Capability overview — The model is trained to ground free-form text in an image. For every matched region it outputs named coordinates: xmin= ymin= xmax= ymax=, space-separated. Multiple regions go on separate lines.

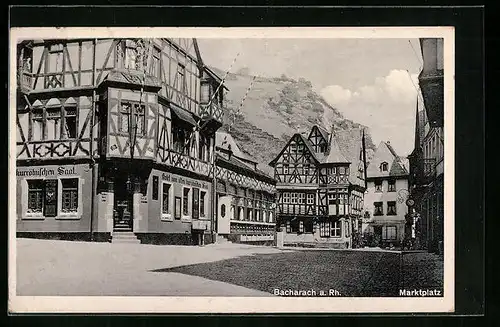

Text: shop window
xmin=382 ymin=226 xmax=397 ymax=240
xmin=200 ymin=191 xmax=206 ymax=217
xmin=162 ymin=183 xmax=171 ymax=214
xmin=331 ymin=221 xmax=341 ymax=237
xmin=387 ymin=201 xmax=397 ymax=215
xmin=319 ymin=221 xmax=330 ymax=237
xmin=388 ymin=179 xmax=396 ymax=192
xmin=299 ymin=220 xmax=304 ymax=233
xmin=307 ymin=193 xmax=315 ymax=205
xmin=374 ymin=202 xmax=383 ymax=216
xmin=345 ymin=221 xmax=350 ymax=238
xmin=61 ymin=178 xmax=78 ymax=213
xmin=27 ymin=180 xmax=44 ymax=213
xmin=290 ymin=219 xmax=300 ymax=233
xmin=375 ymin=180 xmax=383 ymax=192
xmin=304 ymin=220 xmax=314 ymax=233
xmin=182 ymin=188 xmax=190 ymax=216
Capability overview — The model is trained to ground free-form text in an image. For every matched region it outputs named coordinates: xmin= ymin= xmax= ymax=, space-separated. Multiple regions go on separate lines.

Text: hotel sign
xmin=16 ymin=166 xmax=80 ymax=177
xmin=161 ymin=172 xmax=209 ymax=190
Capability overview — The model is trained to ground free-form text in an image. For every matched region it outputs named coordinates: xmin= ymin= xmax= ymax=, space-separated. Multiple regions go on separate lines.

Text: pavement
xmin=15 ymin=238 xmax=443 ymax=297
xmin=15 ymin=238 xmax=290 ymax=296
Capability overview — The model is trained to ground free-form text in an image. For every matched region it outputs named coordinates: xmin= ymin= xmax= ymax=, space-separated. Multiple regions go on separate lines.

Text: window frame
xmin=374 ymin=201 xmax=384 ymax=216
xmin=331 ymin=220 xmax=341 ymax=238
xmin=382 ymin=226 xmax=397 ymax=240
xmin=182 ymin=186 xmax=191 ymax=220
xmin=306 ymin=193 xmax=315 ymax=205
xmin=60 ymin=178 xmax=79 ymax=214
xmin=388 ymin=179 xmax=396 ymax=192
xmin=387 ymin=201 xmax=397 ymax=216
xmin=161 ymin=182 xmax=173 ymax=221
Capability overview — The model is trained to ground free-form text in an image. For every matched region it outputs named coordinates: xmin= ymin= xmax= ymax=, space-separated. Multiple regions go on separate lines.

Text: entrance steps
xmin=113 ymin=222 xmax=132 ymax=232
xmin=111 ymin=231 xmax=141 ymax=244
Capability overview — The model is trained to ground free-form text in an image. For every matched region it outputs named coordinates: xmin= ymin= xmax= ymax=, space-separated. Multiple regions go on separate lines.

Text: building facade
xmin=214 ymin=131 xmax=277 ymax=244
xmin=408 ymin=38 xmax=444 ymax=253
xmin=16 ymin=38 xmax=226 ymax=245
xmin=269 ymin=125 xmax=367 ymax=249
xmin=363 ymin=141 xmax=409 ymax=246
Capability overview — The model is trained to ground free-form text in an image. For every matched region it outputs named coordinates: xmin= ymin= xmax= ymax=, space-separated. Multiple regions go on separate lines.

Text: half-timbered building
xmin=214 ymin=131 xmax=276 ymax=244
xmin=16 ymin=38 xmax=226 ymax=245
xmin=269 ymin=125 xmax=368 ymax=248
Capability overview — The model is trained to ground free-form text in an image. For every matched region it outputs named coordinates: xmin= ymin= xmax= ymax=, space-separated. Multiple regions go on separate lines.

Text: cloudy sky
xmin=197 ymin=38 xmax=423 ymax=156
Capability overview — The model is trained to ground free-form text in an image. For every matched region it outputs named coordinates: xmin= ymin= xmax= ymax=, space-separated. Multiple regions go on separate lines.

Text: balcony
xmin=18 ymin=71 xmax=33 ymax=93
xmin=200 ymin=101 xmax=224 ymax=122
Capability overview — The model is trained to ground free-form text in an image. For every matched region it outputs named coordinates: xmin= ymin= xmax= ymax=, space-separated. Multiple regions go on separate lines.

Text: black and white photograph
xmin=9 ymin=27 xmax=454 ymax=313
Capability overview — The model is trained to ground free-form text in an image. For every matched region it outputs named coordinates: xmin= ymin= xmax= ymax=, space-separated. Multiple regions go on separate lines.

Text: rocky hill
xmin=211 ymin=67 xmax=376 ymax=175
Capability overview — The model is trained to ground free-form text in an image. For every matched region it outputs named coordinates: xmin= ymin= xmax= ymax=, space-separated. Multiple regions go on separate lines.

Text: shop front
xmin=16 ymin=162 xmax=94 ymax=238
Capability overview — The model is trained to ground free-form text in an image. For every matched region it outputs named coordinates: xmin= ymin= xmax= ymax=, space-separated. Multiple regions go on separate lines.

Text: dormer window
xmin=380 ymin=162 xmax=389 ymax=172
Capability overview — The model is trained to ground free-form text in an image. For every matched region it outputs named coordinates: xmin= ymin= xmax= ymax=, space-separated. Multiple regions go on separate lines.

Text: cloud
xmin=320 ymin=85 xmax=352 ymax=107
xmin=320 ymin=69 xmax=420 ymax=156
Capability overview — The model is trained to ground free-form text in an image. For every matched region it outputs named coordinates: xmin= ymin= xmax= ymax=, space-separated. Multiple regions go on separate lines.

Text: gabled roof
xmin=308 ymin=125 xmax=329 ymax=144
xmin=216 ymin=131 xmax=252 ymax=161
xmin=323 ymin=133 xmax=350 ymax=164
xmin=366 ymin=141 xmax=409 ymax=178
xmin=330 ymin=128 xmax=366 ymax=185
xmin=269 ymin=133 xmax=319 ymax=167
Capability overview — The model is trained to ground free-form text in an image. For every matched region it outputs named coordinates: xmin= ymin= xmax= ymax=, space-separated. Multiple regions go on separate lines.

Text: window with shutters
xmin=61 ymin=178 xmax=78 ymax=213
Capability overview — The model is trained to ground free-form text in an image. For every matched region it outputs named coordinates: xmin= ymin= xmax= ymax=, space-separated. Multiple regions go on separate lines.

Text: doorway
xmin=113 ymin=176 xmax=133 ymax=232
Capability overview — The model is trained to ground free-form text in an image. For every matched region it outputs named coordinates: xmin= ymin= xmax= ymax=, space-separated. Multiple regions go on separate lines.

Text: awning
xmin=170 ymin=105 xmax=198 ymax=127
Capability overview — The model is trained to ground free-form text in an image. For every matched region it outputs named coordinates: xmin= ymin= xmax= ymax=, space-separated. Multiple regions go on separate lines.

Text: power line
xmin=408 ymin=39 xmax=423 ymax=69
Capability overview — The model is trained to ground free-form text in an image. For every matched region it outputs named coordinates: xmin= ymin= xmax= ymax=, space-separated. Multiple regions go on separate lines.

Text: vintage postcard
xmin=9 ymin=27 xmax=454 ymax=313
